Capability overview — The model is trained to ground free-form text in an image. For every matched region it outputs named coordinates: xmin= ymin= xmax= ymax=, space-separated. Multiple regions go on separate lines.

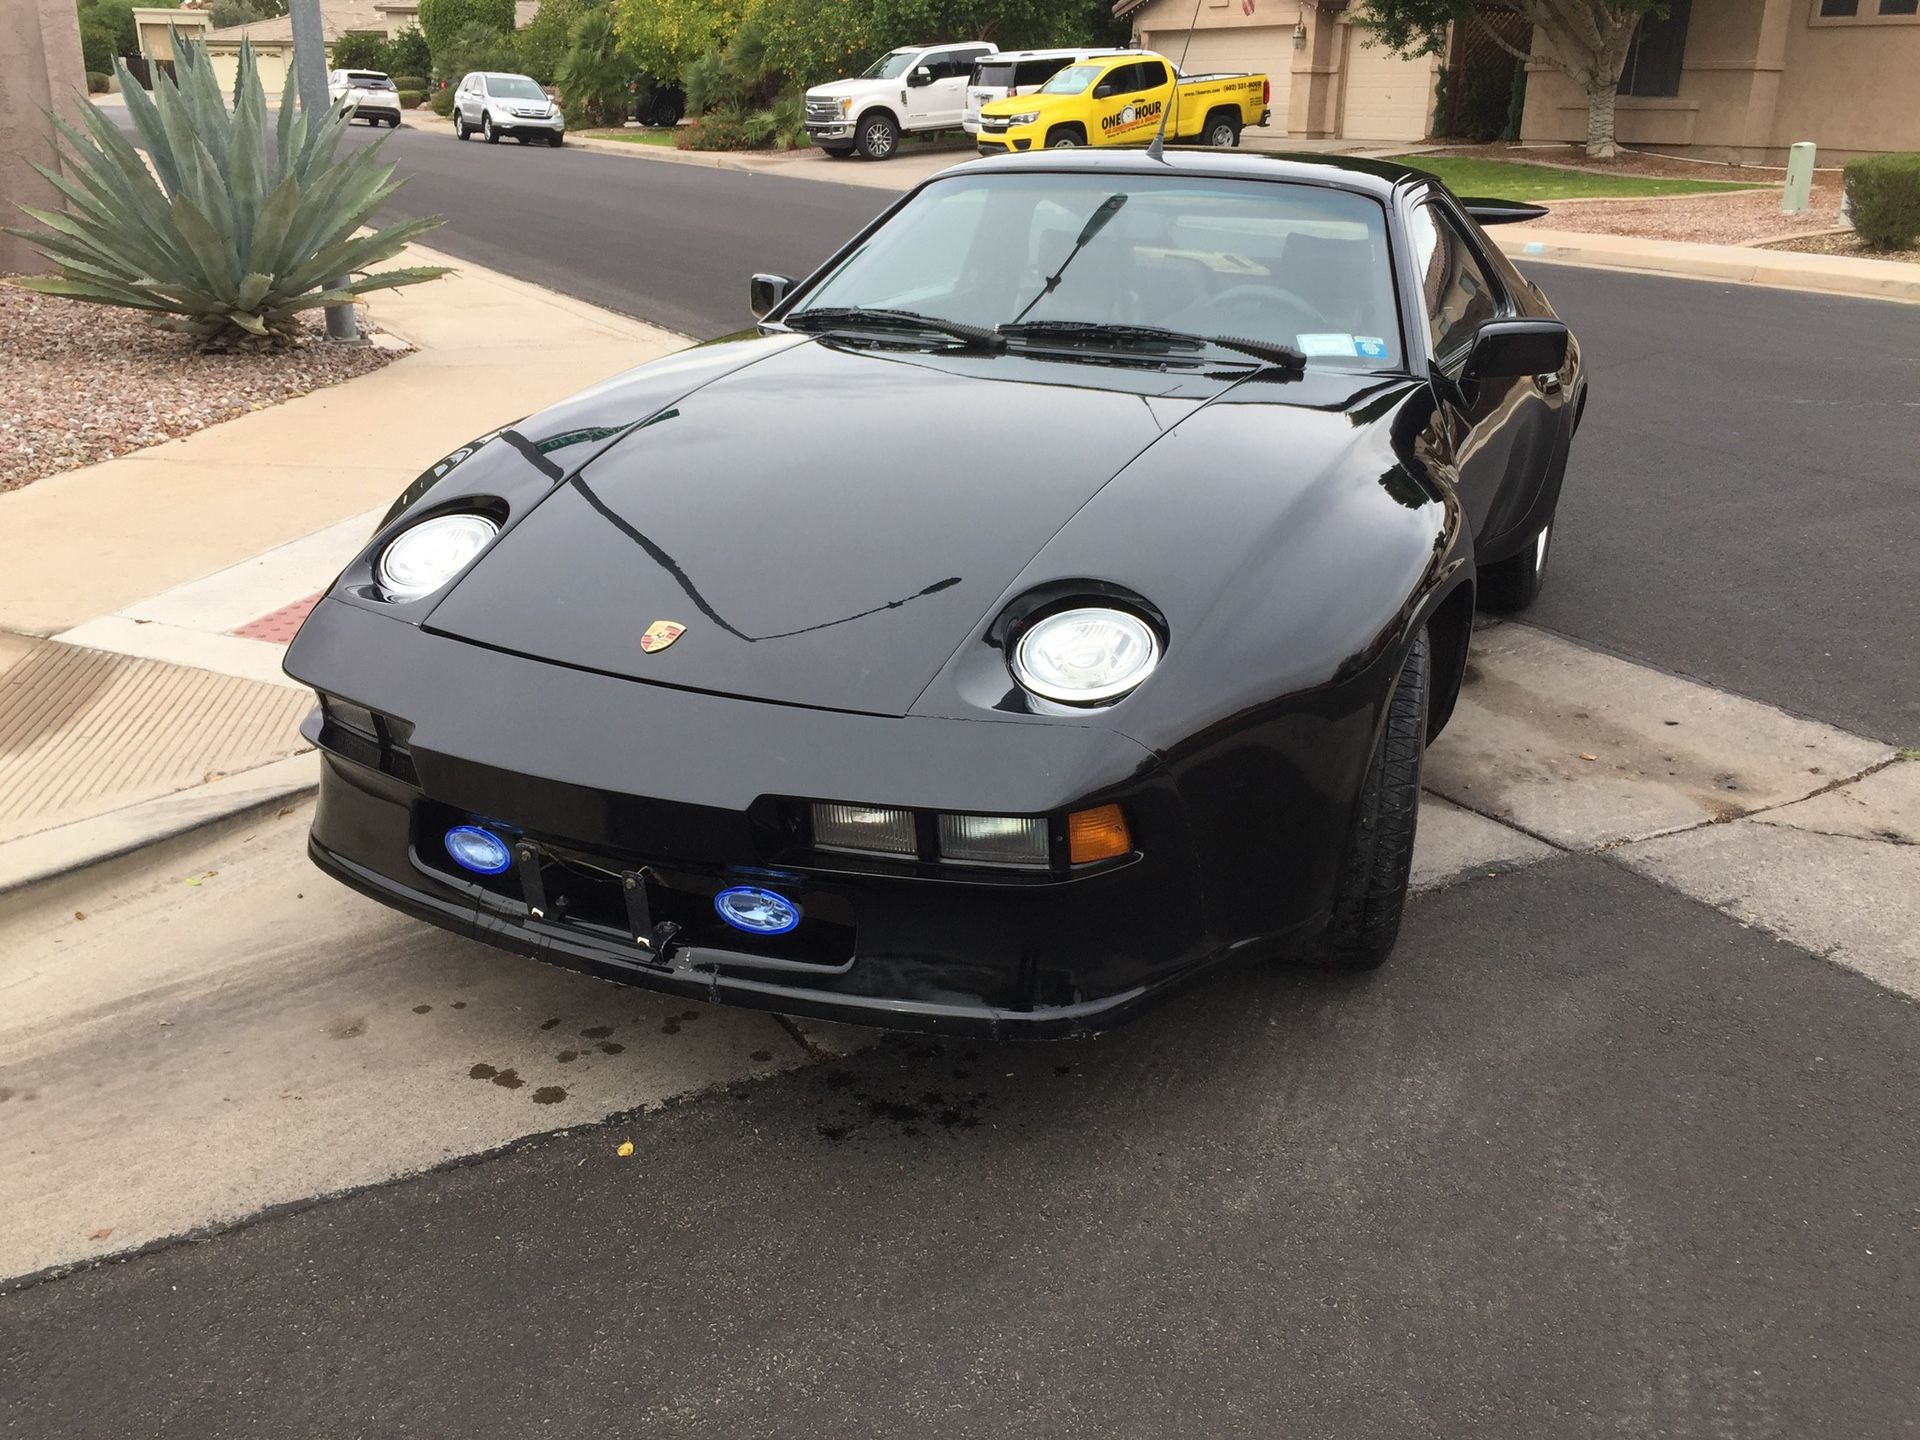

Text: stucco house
xmin=1116 ymin=0 xmax=1445 ymax=144
xmin=1520 ymin=0 xmax=1920 ymax=163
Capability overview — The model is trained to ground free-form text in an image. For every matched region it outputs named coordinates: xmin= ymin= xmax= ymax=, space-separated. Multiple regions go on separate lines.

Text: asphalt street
xmin=107 ymin=114 xmax=1920 ymax=738
xmin=5 ymin=857 xmax=1916 ymax=1436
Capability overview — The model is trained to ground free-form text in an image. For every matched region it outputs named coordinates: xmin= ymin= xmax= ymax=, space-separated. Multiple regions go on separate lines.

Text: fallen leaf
xmin=1579 ymin=753 xmax=1597 ymax=762
xmin=74 ymin=910 xmax=86 ymax=921
xmin=89 ymin=1227 xmax=113 ymax=1241
xmin=616 ymin=1141 xmax=635 ymax=1158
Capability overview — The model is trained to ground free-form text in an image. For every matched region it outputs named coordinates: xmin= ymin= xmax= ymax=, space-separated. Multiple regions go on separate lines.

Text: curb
xmin=1496 ymin=228 xmax=1920 ymax=305
xmin=0 ymin=752 xmax=319 ymax=907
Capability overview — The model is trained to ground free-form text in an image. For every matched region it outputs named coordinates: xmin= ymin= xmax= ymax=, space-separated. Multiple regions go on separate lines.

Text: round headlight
xmin=376 ymin=513 xmax=498 ymax=601
xmin=1012 ymin=606 xmax=1160 ymax=705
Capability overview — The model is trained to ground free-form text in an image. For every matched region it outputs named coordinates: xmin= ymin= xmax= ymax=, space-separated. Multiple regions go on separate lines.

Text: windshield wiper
xmin=784 ymin=306 xmax=1004 ymax=352
xmin=996 ymin=321 xmax=1306 ymax=371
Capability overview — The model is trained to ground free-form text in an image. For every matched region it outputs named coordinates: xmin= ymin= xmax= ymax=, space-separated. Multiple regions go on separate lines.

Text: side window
xmin=1133 ymin=59 xmax=1168 ymax=90
xmin=1407 ymin=204 xmax=1500 ymax=360
xmin=1102 ymin=62 xmax=1138 ymax=93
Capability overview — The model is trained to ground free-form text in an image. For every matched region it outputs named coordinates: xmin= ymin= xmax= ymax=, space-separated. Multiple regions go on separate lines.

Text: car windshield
xmin=1041 ymin=63 xmax=1103 ymax=95
xmin=788 ymin=172 xmax=1403 ymax=369
xmin=488 ymin=75 xmax=545 ymax=100
xmin=863 ymin=50 xmax=919 ymax=80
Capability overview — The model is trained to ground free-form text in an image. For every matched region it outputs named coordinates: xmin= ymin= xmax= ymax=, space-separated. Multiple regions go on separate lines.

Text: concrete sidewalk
xmin=0 ymin=245 xmax=685 ymax=894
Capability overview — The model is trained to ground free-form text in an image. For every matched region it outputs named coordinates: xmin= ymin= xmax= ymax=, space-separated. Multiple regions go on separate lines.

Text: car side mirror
xmin=1093 ymin=83 xmax=1113 ymax=99
xmin=1463 ymin=319 xmax=1569 ymax=381
xmin=908 ymin=66 xmax=933 ymax=86
xmin=749 ymin=273 xmax=793 ymax=320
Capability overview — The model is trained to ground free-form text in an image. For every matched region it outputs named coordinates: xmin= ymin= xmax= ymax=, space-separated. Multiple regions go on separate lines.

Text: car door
xmin=1407 ymin=196 xmax=1565 ymax=547
xmin=930 ymin=46 xmax=989 ymax=127
xmin=1094 ymin=59 xmax=1166 ymax=145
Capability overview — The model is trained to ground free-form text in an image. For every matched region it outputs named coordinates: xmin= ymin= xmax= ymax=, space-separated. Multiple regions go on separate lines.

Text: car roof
xmin=980 ymin=48 xmax=1129 ymax=61
xmin=480 ymin=71 xmax=538 ymax=81
xmin=952 ymin=148 xmax=1435 ymax=201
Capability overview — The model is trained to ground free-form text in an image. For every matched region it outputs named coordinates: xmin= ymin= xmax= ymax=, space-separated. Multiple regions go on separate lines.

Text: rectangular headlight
xmin=937 ymin=813 xmax=1049 ymax=869
xmin=811 ymin=802 xmax=917 ymax=857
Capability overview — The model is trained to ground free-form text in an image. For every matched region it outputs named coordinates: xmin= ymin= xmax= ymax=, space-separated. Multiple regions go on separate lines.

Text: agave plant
xmin=7 ymin=38 xmax=446 ymax=350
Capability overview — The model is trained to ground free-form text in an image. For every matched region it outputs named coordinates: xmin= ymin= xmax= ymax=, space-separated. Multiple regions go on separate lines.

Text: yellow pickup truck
xmin=976 ymin=52 xmax=1270 ymax=155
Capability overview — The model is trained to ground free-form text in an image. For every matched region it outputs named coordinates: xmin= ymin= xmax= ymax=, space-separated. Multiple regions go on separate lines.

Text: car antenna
xmin=1146 ymin=0 xmax=1206 ymax=162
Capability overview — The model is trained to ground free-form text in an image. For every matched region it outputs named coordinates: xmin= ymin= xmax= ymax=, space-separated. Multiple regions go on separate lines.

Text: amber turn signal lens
xmin=1067 ymin=804 xmax=1131 ymax=864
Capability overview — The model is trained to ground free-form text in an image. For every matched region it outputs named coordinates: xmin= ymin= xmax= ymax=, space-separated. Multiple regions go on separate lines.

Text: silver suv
xmin=453 ymin=72 xmax=565 ymax=147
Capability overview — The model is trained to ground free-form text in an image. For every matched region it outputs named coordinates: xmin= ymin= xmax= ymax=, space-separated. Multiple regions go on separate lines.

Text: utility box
xmin=1782 ymin=142 xmax=1816 ymax=215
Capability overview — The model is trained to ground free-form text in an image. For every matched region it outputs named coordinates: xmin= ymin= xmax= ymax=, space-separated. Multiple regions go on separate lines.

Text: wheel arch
xmin=1421 ymin=577 xmax=1475 ymax=742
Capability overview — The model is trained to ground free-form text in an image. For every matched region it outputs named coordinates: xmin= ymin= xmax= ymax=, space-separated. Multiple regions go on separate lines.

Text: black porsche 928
xmin=287 ymin=151 xmax=1586 ymax=1037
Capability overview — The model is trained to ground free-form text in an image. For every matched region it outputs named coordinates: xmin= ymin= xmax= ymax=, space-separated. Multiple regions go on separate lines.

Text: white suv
xmin=328 ymin=69 xmax=401 ymax=127
xmin=962 ymin=49 xmax=1126 ymax=135
xmin=453 ymin=71 xmax=565 ymax=147
xmin=803 ymin=42 xmax=996 ymax=159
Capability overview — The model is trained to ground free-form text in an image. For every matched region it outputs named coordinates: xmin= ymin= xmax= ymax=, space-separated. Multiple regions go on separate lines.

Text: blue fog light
xmin=445 ymin=825 xmax=512 ymax=875
xmin=714 ymin=886 xmax=801 ymax=936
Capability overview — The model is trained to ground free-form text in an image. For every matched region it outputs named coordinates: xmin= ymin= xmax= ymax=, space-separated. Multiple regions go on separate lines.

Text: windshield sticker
xmin=1354 ymin=336 xmax=1389 ymax=360
xmin=1297 ymin=333 xmax=1358 ymax=357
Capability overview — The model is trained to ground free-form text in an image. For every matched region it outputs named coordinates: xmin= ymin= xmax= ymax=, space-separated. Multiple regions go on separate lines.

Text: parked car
xmin=963 ymin=48 xmax=1127 ymax=135
xmin=976 ymin=51 xmax=1269 ymax=152
xmin=629 ymin=72 xmax=685 ymax=128
xmin=803 ymin=41 xmax=995 ymax=159
xmin=452 ymin=71 xmax=565 ymax=146
xmin=327 ymin=69 xmax=401 ymax=127
xmin=287 ymin=151 xmax=1584 ymax=1037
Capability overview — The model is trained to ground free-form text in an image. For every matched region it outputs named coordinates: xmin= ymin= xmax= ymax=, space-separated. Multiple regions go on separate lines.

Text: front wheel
xmin=483 ymin=115 xmax=499 ymax=144
xmin=1478 ymin=521 xmax=1552 ymax=613
xmin=1313 ymin=630 xmax=1429 ymax=971
xmin=454 ymin=113 xmax=468 ymax=139
xmin=856 ymin=112 xmax=898 ymax=160
xmin=548 ymin=131 xmax=564 ymax=147
xmin=1045 ymin=125 xmax=1084 ymax=148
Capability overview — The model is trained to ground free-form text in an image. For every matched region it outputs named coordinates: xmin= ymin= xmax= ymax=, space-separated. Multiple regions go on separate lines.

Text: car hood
xmin=423 ymin=338 xmax=1228 ymax=716
xmin=806 ymin=78 xmax=891 ymax=101
xmin=980 ymin=90 xmax=1080 ymax=120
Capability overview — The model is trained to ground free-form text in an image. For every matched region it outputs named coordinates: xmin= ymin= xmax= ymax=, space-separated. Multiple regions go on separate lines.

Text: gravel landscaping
xmin=1759 ymin=229 xmax=1920 ymax=266
xmin=0 ymin=283 xmax=402 ymax=493
xmin=1540 ymin=182 xmax=1848 ymax=246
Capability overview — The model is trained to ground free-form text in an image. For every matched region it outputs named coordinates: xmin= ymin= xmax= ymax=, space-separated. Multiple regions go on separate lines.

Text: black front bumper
xmin=289 ymin=599 xmax=1249 ymax=1038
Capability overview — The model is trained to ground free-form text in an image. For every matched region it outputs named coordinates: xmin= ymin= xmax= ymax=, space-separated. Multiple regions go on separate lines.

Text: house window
xmin=1819 ymin=0 xmax=1858 ymax=13
xmin=1619 ymin=0 xmax=1692 ymax=97
xmin=1814 ymin=0 xmax=1920 ymax=18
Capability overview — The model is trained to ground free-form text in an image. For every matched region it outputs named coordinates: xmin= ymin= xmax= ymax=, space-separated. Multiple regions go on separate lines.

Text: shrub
xmin=1844 ymin=152 xmax=1920 ymax=251
xmin=384 ymin=25 xmax=432 ymax=79
xmin=87 ymin=71 xmax=112 ymax=94
xmin=556 ymin=8 xmax=638 ymax=127
xmin=417 ymin=0 xmax=513 ymax=62
xmin=429 ymin=86 xmax=456 ymax=116
xmin=329 ymin=30 xmax=388 ymax=71
xmin=80 ymin=20 xmax=120 ymax=75
xmin=390 ymin=74 xmax=428 ymax=92
xmin=398 ymin=89 xmax=423 ymax=107
xmin=7 ymin=40 xmax=446 ymax=350
xmin=675 ymin=106 xmax=753 ymax=150
xmin=433 ymin=18 xmax=519 ymax=81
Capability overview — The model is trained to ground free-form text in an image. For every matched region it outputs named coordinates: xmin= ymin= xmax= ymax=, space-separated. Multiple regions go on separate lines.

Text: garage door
xmin=1145 ymin=24 xmax=1293 ymax=136
xmin=1339 ymin=26 xmax=1435 ymax=142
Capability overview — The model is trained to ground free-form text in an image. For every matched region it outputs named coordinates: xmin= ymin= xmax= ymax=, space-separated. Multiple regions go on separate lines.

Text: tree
xmin=612 ymin=0 xmax=742 ymax=86
xmin=417 ymin=0 xmax=515 ymax=62
xmin=433 ymin=17 xmax=520 ymax=80
xmin=556 ymin=6 xmax=635 ymax=123
xmin=207 ymin=0 xmax=286 ymax=27
xmin=384 ymin=25 xmax=432 ymax=77
xmin=515 ymin=0 xmax=586 ymax=84
xmin=1356 ymin=0 xmax=1662 ymax=158
xmin=330 ymin=30 xmax=389 ymax=69
xmin=74 ymin=0 xmax=136 ymax=56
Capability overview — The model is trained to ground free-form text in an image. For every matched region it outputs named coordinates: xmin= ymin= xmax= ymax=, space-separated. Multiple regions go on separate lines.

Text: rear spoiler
xmin=1460 ymin=197 xmax=1550 ymax=226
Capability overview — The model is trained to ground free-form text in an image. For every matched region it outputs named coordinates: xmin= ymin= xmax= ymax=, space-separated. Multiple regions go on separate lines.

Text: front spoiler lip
xmin=309 ymin=836 xmax=1175 ymax=1039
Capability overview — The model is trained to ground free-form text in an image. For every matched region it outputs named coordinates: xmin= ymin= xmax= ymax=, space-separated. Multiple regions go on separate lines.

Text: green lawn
xmin=1386 ymin=154 xmax=1763 ymax=201
xmin=587 ymin=127 xmax=679 ymax=146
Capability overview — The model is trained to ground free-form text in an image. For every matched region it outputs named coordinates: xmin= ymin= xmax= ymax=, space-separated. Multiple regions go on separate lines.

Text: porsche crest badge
xmin=640 ymin=620 xmax=686 ymax=654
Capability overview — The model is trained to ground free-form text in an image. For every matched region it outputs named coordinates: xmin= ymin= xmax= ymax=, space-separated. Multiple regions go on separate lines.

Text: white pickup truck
xmin=803 ymin=41 xmax=996 ymax=160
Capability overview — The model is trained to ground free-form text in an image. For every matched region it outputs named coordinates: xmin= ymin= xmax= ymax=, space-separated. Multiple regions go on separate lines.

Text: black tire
xmin=855 ymin=111 xmax=899 ymax=159
xmin=548 ymin=131 xmax=564 ymax=147
xmin=483 ymin=115 xmax=499 ymax=144
xmin=1045 ymin=125 xmax=1084 ymax=148
xmin=1478 ymin=521 xmax=1552 ymax=613
xmin=454 ymin=113 xmax=468 ymax=139
xmin=820 ymin=144 xmax=856 ymax=158
xmin=1204 ymin=111 xmax=1240 ymax=148
xmin=388 ymin=115 xmax=401 ymax=128
xmin=1315 ymin=630 xmax=1430 ymax=971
